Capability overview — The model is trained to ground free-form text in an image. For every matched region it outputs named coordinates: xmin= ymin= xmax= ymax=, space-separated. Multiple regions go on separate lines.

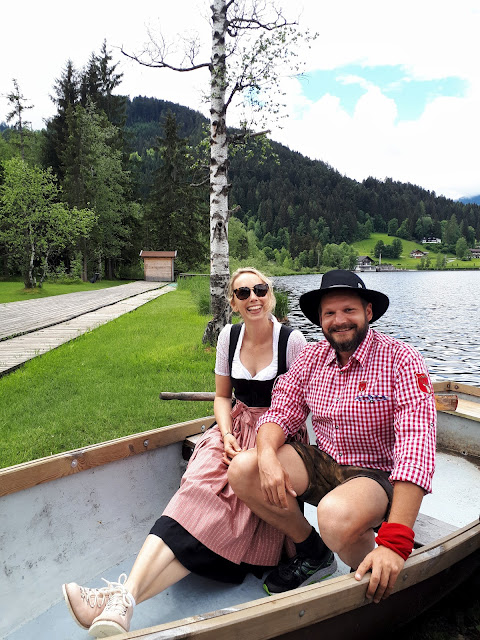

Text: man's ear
xmin=366 ymin=302 xmax=373 ymax=322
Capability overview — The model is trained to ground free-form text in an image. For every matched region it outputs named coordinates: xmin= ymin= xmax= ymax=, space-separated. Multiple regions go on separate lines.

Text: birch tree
xmin=122 ymin=0 xmax=313 ymax=343
xmin=0 ymin=158 xmax=96 ymax=288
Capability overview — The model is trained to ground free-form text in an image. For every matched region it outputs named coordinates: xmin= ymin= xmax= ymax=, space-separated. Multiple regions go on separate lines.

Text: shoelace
xmin=103 ymin=574 xmax=131 ymax=616
xmin=80 ymin=573 xmax=129 ymax=610
xmin=80 ymin=584 xmax=113 ymax=609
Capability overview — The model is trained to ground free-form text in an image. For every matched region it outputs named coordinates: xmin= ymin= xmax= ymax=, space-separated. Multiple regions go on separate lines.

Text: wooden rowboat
xmin=433 ymin=380 xmax=480 ymax=458
xmin=0 ymin=383 xmax=479 ymax=640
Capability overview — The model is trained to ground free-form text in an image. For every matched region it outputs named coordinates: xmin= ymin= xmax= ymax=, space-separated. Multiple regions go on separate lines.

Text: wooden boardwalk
xmin=0 ymin=282 xmax=174 ymax=376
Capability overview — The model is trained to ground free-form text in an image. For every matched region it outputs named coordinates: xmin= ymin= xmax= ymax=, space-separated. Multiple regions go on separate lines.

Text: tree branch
xmin=120 ymin=47 xmax=210 ymax=72
xmin=228 ymin=129 xmax=270 ymax=145
xmin=190 ymin=175 xmax=210 ymax=187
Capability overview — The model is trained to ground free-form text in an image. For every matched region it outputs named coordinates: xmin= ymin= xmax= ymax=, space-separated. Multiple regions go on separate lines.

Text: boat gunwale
xmin=120 ymin=519 xmax=480 ymax=640
xmin=0 ymin=415 xmax=216 ymax=497
xmin=433 ymin=380 xmax=480 ymax=398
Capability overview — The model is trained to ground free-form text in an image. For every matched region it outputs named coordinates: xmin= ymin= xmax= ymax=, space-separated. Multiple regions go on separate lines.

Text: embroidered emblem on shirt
xmin=415 ymin=372 xmax=432 ymax=394
xmin=358 ymin=380 xmax=367 ymax=392
xmin=355 ymin=394 xmax=389 ymax=402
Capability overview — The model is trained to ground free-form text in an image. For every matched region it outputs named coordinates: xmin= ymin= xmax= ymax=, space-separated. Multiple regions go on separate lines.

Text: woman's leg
xmin=124 ymin=535 xmax=190 ymax=604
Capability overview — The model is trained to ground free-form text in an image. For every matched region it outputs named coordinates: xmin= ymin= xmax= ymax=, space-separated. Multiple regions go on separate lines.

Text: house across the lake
xmin=421 ymin=237 xmax=442 ymax=244
xmin=410 ymin=249 xmax=429 ymax=258
xmin=355 ymin=256 xmax=376 ymax=272
xmin=469 ymin=247 xmax=480 ymax=259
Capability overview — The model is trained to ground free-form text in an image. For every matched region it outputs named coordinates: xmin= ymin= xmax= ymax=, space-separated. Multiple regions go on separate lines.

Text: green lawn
xmin=352 ymin=234 xmax=480 ymax=270
xmin=0 ymin=279 xmax=133 ymax=304
xmin=0 ymin=288 xmax=216 ymax=468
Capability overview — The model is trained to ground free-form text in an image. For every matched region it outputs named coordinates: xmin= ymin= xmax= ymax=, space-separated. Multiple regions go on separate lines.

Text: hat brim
xmin=299 ymin=287 xmax=389 ymax=326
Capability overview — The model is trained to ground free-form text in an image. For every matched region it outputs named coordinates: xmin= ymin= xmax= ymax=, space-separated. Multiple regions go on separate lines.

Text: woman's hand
xmin=222 ymin=433 xmax=243 ymax=465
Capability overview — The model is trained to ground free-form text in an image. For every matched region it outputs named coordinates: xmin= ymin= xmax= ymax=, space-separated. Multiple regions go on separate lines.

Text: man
xmin=228 ymin=269 xmax=436 ymax=603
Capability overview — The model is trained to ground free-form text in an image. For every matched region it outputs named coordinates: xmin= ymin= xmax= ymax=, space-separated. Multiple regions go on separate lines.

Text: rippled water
xmin=274 ymin=271 xmax=480 ymax=385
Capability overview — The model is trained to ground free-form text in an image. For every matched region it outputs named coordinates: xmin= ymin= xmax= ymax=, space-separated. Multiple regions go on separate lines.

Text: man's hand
xmin=257 ymin=450 xmax=296 ymax=509
xmin=355 ymin=545 xmax=405 ymax=603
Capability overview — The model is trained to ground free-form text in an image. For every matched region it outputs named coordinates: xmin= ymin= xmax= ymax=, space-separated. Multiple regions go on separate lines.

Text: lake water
xmin=274 ymin=271 xmax=480 ymax=386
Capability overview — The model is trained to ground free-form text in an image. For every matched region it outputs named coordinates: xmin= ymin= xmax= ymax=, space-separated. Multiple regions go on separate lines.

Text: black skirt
xmin=150 ymin=516 xmax=268 ymax=584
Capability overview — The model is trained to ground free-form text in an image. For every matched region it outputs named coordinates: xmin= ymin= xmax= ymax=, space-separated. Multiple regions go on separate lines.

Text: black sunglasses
xmin=233 ymin=283 xmax=269 ymax=300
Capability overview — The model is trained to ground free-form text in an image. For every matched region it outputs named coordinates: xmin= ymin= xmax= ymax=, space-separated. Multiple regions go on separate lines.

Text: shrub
xmin=274 ymin=290 xmax=289 ymax=320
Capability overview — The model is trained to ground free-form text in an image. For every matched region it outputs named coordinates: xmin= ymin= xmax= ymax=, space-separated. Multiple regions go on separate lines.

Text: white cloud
xmin=264 ymin=0 xmax=480 ymax=199
xmin=1 ymin=0 xmax=480 ymax=199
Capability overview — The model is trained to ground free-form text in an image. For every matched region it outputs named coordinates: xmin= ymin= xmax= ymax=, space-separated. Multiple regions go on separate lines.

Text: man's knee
xmin=317 ymin=490 xmax=381 ymax=552
xmin=317 ymin=493 xmax=359 ymax=549
xmin=227 ymin=449 xmax=258 ymax=496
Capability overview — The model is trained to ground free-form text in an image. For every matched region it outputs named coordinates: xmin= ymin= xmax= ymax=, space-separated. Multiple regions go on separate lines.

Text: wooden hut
xmin=139 ymin=250 xmax=177 ymax=282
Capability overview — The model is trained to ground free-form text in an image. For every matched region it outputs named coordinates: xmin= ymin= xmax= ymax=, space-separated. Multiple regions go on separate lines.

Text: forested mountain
xmin=2 ymin=76 xmax=479 ymax=286
xmin=125 ymin=96 xmax=480 ymax=257
xmin=126 ymin=97 xmax=207 ymax=153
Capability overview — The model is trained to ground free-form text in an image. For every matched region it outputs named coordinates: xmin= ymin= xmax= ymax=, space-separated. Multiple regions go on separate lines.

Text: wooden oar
xmin=434 ymin=393 xmax=458 ymax=412
xmin=160 ymin=391 xmax=458 ymax=412
xmin=160 ymin=392 xmax=216 ymax=401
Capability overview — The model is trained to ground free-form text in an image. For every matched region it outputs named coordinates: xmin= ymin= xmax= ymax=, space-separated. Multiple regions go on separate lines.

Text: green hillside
xmin=124 ymin=97 xmax=480 ymax=270
xmin=352 ymin=234 xmax=480 ymax=270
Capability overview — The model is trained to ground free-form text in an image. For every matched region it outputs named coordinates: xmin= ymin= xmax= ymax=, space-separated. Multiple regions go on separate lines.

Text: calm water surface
xmin=274 ymin=271 xmax=480 ymax=385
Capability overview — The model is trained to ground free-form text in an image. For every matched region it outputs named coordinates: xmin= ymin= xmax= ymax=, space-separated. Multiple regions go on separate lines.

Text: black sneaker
xmin=263 ymin=551 xmax=337 ymax=595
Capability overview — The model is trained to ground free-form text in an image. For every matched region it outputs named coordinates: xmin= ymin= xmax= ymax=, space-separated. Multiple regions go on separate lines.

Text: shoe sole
xmin=300 ymin=558 xmax=337 ymax=587
xmin=263 ymin=558 xmax=338 ymax=596
xmin=89 ymin=619 xmax=128 ymax=638
xmin=62 ymin=584 xmax=89 ymax=630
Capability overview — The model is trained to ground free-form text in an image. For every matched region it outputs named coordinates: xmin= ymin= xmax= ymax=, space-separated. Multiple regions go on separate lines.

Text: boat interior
xmin=2 ymin=390 xmax=479 ymax=640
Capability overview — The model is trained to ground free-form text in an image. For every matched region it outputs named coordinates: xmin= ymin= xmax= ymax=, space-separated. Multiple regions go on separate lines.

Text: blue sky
xmin=1 ymin=0 xmax=479 ymax=200
xmin=299 ymin=66 xmax=468 ymax=122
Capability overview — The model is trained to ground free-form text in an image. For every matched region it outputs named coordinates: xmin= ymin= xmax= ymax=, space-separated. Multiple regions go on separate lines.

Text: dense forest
xmin=1 ymin=43 xmax=479 ymax=286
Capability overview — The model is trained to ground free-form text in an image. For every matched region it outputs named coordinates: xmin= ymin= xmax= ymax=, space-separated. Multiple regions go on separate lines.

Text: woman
xmin=62 ymin=267 xmax=307 ymax=638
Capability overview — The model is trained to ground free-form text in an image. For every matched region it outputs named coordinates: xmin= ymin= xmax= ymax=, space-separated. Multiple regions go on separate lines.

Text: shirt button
xmin=338 ymin=453 xmax=343 ymax=458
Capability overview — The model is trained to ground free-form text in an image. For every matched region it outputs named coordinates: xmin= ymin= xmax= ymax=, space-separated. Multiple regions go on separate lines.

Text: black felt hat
xmin=299 ymin=269 xmax=390 ymax=326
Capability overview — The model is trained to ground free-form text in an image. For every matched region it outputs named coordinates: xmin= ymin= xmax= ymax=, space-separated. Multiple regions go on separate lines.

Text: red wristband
xmin=376 ymin=522 xmax=415 ymax=560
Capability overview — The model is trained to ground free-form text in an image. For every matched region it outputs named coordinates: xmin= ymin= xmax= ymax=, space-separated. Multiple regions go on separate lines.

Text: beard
xmin=323 ymin=319 xmax=369 ymax=354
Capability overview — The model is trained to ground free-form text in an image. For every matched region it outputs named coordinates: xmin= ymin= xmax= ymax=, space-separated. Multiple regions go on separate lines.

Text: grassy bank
xmin=0 ymin=288 xmax=215 ymax=468
xmin=0 ymin=279 xmax=133 ymax=304
xmin=352 ymin=234 xmax=480 ymax=270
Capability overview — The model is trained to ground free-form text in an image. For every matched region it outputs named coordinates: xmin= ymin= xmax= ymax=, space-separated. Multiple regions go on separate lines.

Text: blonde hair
xmin=228 ymin=267 xmax=276 ymax=314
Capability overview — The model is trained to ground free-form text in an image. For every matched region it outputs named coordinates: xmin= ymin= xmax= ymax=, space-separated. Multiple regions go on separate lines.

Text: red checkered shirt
xmin=256 ymin=328 xmax=436 ymax=493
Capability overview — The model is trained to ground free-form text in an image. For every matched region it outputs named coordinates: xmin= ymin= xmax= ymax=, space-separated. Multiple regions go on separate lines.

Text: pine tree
xmin=146 ymin=112 xmax=208 ymax=271
xmin=62 ymin=100 xmax=131 ymax=279
xmin=80 ymin=41 xmax=126 ymax=130
xmin=44 ymin=60 xmax=80 ymax=177
xmin=5 ymin=79 xmax=33 ymax=160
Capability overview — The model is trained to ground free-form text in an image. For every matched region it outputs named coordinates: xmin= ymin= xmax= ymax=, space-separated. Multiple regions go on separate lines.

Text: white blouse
xmin=215 ymin=315 xmax=306 ymax=381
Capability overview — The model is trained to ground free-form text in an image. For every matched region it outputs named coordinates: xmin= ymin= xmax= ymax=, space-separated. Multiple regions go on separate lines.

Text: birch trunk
xmin=26 ymin=223 xmax=36 ymax=289
xmin=203 ymin=0 xmax=232 ymax=344
xmin=82 ymin=239 xmax=88 ymax=282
